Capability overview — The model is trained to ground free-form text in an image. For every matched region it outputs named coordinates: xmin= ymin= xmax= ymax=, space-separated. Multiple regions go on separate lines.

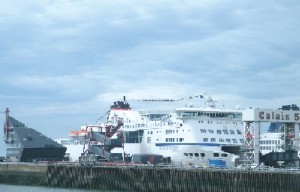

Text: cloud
xmin=0 ymin=0 xmax=300 ymax=148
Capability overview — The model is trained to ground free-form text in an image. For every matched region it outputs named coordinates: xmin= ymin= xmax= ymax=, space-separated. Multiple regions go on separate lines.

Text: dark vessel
xmin=3 ymin=108 xmax=66 ymax=162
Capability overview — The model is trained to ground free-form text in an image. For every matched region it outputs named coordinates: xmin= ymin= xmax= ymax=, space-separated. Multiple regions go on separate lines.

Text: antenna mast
xmin=3 ymin=108 xmax=10 ymax=143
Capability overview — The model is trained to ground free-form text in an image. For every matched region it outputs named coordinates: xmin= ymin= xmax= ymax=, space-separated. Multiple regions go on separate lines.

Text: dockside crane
xmin=79 ymin=118 xmax=124 ymax=166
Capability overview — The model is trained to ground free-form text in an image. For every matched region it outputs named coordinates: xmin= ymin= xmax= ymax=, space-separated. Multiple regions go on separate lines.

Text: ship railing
xmin=95 ymin=161 xmax=155 ymax=168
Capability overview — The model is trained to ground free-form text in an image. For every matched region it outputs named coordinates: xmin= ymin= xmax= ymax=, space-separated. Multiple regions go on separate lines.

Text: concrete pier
xmin=1 ymin=163 xmax=300 ymax=191
xmin=0 ymin=163 xmax=47 ymax=186
xmin=46 ymin=165 xmax=300 ymax=191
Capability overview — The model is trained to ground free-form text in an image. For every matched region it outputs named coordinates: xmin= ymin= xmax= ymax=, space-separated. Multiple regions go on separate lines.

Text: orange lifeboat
xmin=78 ymin=130 xmax=88 ymax=137
xmin=69 ymin=131 xmax=79 ymax=137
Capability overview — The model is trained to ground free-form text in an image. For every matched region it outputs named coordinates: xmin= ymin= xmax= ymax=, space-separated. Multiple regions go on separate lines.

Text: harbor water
xmin=0 ymin=184 xmax=118 ymax=192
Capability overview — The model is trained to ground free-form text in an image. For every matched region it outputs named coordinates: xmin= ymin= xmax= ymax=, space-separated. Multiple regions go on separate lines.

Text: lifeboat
xmin=78 ymin=130 xmax=88 ymax=137
xmin=69 ymin=131 xmax=79 ymax=137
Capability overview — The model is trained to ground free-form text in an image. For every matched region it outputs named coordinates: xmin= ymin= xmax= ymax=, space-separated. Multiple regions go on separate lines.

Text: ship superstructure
xmin=134 ymin=94 xmax=244 ymax=167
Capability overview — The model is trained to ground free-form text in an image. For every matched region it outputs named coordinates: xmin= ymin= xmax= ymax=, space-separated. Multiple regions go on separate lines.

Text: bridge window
xmin=208 ymin=129 xmax=214 ymax=133
xmin=201 ymin=153 xmax=205 ymax=157
xmin=226 ymin=139 xmax=231 ymax=143
xmin=230 ymin=130 xmax=235 ymax=134
xmin=221 ymin=154 xmax=228 ymax=157
xmin=232 ymin=139 xmax=237 ymax=143
xmin=211 ymin=138 xmax=216 ymax=142
xmin=195 ymin=153 xmax=199 ymax=157
xmin=200 ymin=129 xmax=206 ymax=133
xmin=213 ymin=153 xmax=219 ymax=157
xmin=203 ymin=138 xmax=208 ymax=142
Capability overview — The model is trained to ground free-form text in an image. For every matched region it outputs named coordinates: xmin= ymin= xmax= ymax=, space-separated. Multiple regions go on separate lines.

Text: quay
xmin=0 ymin=163 xmax=300 ymax=191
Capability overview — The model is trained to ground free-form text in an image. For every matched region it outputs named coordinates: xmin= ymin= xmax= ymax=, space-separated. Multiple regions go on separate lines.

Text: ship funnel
xmin=123 ymin=96 xmax=126 ymax=102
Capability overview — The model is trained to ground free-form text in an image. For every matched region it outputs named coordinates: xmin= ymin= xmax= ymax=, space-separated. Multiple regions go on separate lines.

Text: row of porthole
xmin=198 ymin=121 xmax=243 ymax=125
xmin=202 ymin=138 xmax=243 ymax=143
xmin=183 ymin=152 xmax=228 ymax=158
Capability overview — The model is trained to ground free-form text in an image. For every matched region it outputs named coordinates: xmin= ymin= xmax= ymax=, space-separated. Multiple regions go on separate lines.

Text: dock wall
xmin=46 ymin=165 xmax=300 ymax=192
xmin=1 ymin=164 xmax=300 ymax=191
xmin=0 ymin=164 xmax=47 ymax=186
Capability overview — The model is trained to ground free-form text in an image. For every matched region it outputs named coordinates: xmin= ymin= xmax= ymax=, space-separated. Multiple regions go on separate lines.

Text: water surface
xmin=0 ymin=184 xmax=117 ymax=192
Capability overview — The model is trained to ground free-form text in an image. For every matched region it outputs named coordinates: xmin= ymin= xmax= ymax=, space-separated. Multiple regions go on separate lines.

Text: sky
xmin=0 ymin=0 xmax=300 ymax=156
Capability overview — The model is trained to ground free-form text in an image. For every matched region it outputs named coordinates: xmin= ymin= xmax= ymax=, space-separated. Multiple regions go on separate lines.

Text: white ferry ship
xmin=56 ymin=94 xmax=244 ymax=168
xmin=260 ymin=132 xmax=284 ymax=155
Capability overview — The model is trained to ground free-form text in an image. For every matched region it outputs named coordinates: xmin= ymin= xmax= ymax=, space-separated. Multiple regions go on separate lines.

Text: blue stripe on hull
xmin=155 ymin=143 xmax=221 ymax=147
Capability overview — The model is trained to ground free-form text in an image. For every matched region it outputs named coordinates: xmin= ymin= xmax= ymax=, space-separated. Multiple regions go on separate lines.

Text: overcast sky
xmin=1 ymin=1 xmax=300 ymax=155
